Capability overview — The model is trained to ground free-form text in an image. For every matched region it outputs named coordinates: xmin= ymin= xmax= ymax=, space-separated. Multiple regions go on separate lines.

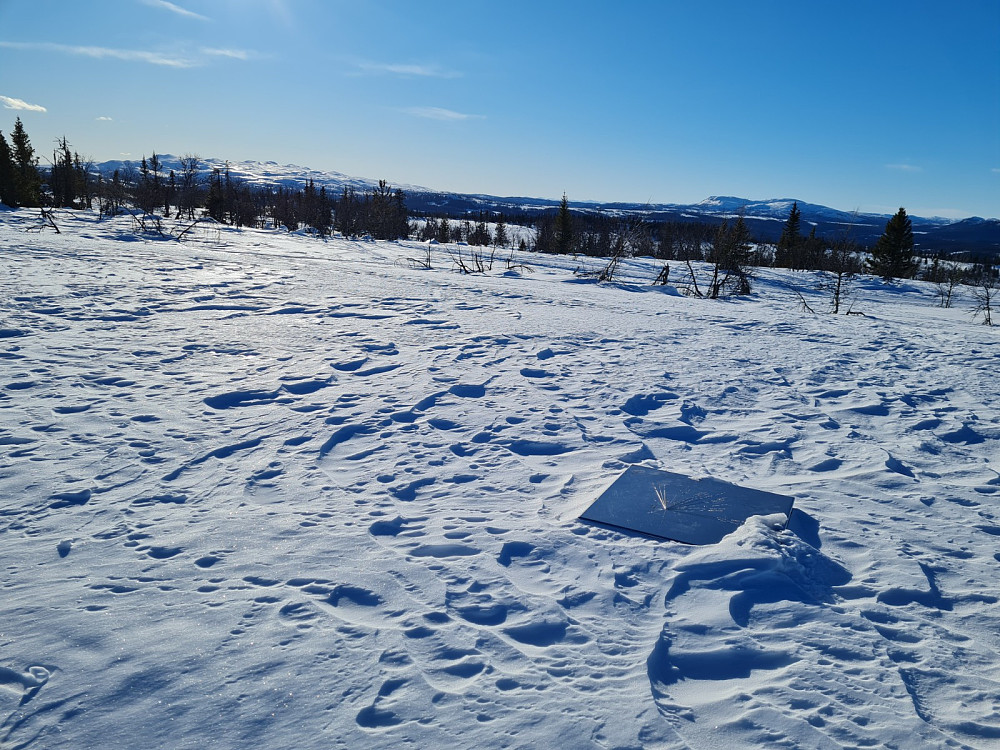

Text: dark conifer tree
xmin=206 ymin=168 xmax=225 ymax=221
xmin=10 ymin=118 xmax=41 ymax=207
xmin=303 ymin=179 xmax=318 ymax=228
xmin=867 ymin=207 xmax=918 ymax=281
xmin=0 ymin=130 xmax=15 ymax=206
xmin=49 ymin=137 xmax=88 ymax=208
xmin=657 ymin=222 xmax=678 ymax=260
xmin=437 ymin=216 xmax=451 ymax=243
xmin=802 ymin=226 xmax=826 ymax=270
xmin=555 ymin=192 xmax=574 ymax=254
xmin=315 ymin=185 xmax=333 ymax=236
xmin=534 ymin=216 xmax=555 ymax=253
xmin=392 ymin=188 xmax=409 ymax=239
xmin=335 ymin=187 xmax=361 ymax=237
xmin=138 ymin=156 xmax=149 ymax=206
xmin=421 ymin=216 xmax=439 ymax=241
xmin=364 ymin=180 xmax=406 ymax=239
xmin=222 ymin=165 xmax=240 ymax=225
xmin=136 ymin=155 xmax=160 ymax=214
xmin=775 ymin=201 xmax=803 ymax=268
xmin=149 ymin=152 xmax=163 ymax=210
xmin=50 ymin=137 xmax=73 ymax=207
xmin=494 ymin=214 xmax=508 ymax=248
xmin=469 ymin=213 xmax=491 ymax=246
xmin=272 ymin=186 xmax=298 ymax=231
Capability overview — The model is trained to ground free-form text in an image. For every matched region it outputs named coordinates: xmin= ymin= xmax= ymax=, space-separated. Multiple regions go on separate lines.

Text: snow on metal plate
xmin=580 ymin=465 xmax=794 ymax=545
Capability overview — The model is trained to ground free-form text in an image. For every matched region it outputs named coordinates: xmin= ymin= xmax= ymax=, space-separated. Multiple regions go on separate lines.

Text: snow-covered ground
xmin=2 ymin=208 xmax=998 ymax=749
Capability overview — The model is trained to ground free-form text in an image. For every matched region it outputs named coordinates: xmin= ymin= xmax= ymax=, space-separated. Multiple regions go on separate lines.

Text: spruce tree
xmin=335 ymin=187 xmax=359 ymax=237
xmin=437 ymin=216 xmax=451 ymax=244
xmin=50 ymin=137 xmax=77 ymax=208
xmin=0 ymin=130 xmax=17 ymax=207
xmin=867 ymin=207 xmax=918 ymax=281
xmin=534 ymin=216 xmax=555 ymax=254
xmin=137 ymin=156 xmax=156 ymax=214
xmin=10 ymin=118 xmax=41 ymax=207
xmin=775 ymin=201 xmax=802 ymax=268
xmin=392 ymin=188 xmax=409 ymax=239
xmin=803 ymin=226 xmax=825 ymax=269
xmin=555 ymin=192 xmax=574 ymax=254
xmin=315 ymin=185 xmax=333 ymax=236
xmin=470 ymin=213 xmax=491 ymax=246
xmin=494 ymin=215 xmax=509 ymax=248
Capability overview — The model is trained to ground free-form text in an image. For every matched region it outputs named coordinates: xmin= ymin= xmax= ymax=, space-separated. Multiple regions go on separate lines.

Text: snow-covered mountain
xmin=93 ymin=156 xmax=1000 ymax=253
xmin=95 ymin=154 xmax=434 ymax=195
xmin=693 ymin=195 xmax=870 ymax=223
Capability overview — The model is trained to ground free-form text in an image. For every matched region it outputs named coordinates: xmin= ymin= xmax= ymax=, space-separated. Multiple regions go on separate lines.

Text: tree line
xmin=414 ymin=212 xmax=512 ymax=249
xmin=2 ymin=117 xmax=993 ymax=308
xmin=530 ymin=196 xmax=995 ymax=281
xmin=0 ymin=119 xmax=410 ymax=240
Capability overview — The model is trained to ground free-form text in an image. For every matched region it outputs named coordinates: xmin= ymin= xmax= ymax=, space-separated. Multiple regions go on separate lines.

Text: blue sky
xmin=1 ymin=0 xmax=998 ymax=218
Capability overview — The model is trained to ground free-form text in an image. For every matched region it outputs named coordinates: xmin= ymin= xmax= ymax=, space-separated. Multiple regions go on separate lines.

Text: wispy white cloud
xmin=402 ymin=106 xmax=484 ymax=122
xmin=992 ymin=168 xmax=1000 ymax=174
xmin=0 ymin=40 xmax=254 ymax=68
xmin=0 ymin=40 xmax=195 ymax=67
xmin=201 ymin=47 xmax=252 ymax=61
xmin=0 ymin=94 xmax=46 ymax=112
xmin=140 ymin=0 xmax=209 ymax=22
xmin=359 ymin=61 xmax=460 ymax=79
xmin=96 ymin=116 xmax=113 ymax=121
xmin=885 ymin=163 xmax=922 ymax=173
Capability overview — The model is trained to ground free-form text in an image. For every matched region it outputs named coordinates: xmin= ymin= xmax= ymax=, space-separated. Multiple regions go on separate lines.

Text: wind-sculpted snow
xmin=1 ymin=209 xmax=999 ymax=748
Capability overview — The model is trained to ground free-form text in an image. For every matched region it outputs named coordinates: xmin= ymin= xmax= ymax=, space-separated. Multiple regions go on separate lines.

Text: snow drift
xmin=1 ymin=209 xmax=999 ymax=748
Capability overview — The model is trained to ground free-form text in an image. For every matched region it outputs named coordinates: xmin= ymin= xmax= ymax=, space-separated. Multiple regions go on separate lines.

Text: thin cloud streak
xmin=402 ymin=107 xmax=485 ymax=122
xmin=359 ymin=61 xmax=460 ymax=78
xmin=141 ymin=0 xmax=210 ymax=22
xmin=0 ymin=41 xmax=255 ymax=68
xmin=201 ymin=47 xmax=252 ymax=60
xmin=0 ymin=95 xmax=47 ymax=112
xmin=0 ymin=41 xmax=195 ymax=68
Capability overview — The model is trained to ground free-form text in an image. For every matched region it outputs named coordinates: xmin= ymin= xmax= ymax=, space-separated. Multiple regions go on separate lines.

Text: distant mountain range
xmin=96 ymin=155 xmax=1000 ymax=255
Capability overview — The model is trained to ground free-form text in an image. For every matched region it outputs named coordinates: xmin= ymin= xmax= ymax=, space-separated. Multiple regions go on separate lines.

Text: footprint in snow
xmin=0 ymin=666 xmax=51 ymax=705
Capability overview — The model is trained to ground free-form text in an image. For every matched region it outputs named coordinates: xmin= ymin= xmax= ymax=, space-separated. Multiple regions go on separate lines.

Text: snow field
xmin=1 ymin=209 xmax=999 ymax=749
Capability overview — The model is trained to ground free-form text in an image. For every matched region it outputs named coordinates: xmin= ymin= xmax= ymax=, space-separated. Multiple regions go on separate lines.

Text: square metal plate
xmin=580 ymin=465 xmax=794 ymax=545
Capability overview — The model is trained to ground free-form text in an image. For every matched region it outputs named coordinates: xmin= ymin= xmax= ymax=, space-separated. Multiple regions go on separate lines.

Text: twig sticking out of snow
xmin=654 ymin=484 xmax=670 ymax=511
